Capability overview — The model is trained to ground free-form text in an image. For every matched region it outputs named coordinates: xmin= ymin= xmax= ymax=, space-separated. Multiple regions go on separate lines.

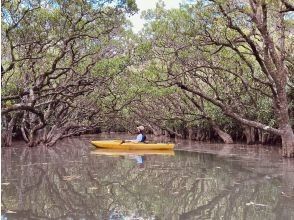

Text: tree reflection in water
xmin=1 ymin=137 xmax=294 ymax=219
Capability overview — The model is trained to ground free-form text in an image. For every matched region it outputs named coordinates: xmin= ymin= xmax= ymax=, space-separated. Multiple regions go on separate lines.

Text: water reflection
xmin=1 ymin=135 xmax=294 ymax=220
xmin=90 ymin=149 xmax=175 ymax=156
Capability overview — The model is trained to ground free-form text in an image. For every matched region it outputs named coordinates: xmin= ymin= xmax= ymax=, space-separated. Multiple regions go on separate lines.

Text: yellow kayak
xmin=91 ymin=140 xmax=174 ymax=150
xmin=91 ymin=148 xmax=175 ymax=156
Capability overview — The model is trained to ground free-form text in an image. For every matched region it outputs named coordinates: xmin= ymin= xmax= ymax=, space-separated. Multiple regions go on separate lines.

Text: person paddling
xmin=135 ymin=125 xmax=146 ymax=142
xmin=123 ymin=125 xmax=146 ymax=143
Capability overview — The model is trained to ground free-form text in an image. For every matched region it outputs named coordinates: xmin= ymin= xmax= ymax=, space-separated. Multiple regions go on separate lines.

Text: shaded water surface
xmin=1 ymin=134 xmax=294 ymax=220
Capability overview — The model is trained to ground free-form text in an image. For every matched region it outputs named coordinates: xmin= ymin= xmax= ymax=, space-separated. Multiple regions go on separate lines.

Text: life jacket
xmin=141 ymin=134 xmax=146 ymax=142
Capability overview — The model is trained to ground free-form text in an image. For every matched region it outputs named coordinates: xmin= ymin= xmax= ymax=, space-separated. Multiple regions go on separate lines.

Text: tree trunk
xmin=188 ymin=127 xmax=194 ymax=140
xmin=27 ymin=132 xmax=36 ymax=147
xmin=209 ymin=120 xmax=233 ymax=144
xmin=2 ymin=117 xmax=16 ymax=147
xmin=258 ymin=129 xmax=268 ymax=144
xmin=275 ymin=82 xmax=294 ymax=157
xmin=45 ymin=133 xmax=63 ymax=147
xmin=20 ymin=120 xmax=29 ymax=143
xmin=281 ymin=125 xmax=294 ymax=158
xmin=196 ymin=129 xmax=202 ymax=141
xmin=165 ymin=127 xmax=183 ymax=138
xmin=163 ymin=130 xmax=170 ymax=138
xmin=243 ymin=126 xmax=256 ymax=144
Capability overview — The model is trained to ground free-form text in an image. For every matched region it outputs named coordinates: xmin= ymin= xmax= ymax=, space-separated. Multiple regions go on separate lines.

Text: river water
xmin=1 ymin=133 xmax=294 ymax=220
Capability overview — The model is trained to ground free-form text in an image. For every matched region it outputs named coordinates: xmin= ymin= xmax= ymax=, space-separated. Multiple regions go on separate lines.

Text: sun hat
xmin=137 ymin=125 xmax=145 ymax=131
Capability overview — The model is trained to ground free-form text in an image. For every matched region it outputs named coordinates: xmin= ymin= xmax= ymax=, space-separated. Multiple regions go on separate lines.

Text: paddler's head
xmin=136 ymin=125 xmax=145 ymax=133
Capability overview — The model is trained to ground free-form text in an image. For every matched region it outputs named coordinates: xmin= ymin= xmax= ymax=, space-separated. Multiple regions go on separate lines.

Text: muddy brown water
xmin=1 ymin=133 xmax=294 ymax=220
